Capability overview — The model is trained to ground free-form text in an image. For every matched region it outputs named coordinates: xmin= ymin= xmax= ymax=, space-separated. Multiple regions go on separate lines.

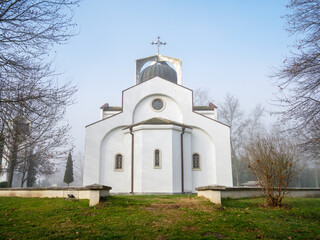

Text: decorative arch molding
xmin=99 ymin=126 xmax=126 ymax=182
xmin=99 ymin=126 xmax=127 ymax=150
xmin=190 ymin=126 xmax=216 ymax=180
xmin=132 ymin=94 xmax=183 ymax=124
xmin=190 ymin=126 xmax=215 ymax=145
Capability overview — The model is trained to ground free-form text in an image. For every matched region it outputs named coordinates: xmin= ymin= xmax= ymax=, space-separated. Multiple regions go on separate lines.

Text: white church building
xmin=83 ymin=48 xmax=233 ymax=193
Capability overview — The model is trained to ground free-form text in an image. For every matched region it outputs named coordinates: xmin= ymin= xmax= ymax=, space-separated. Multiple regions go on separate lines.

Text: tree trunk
xmin=0 ymin=126 xmax=4 ymax=167
xmin=234 ymin=158 xmax=240 ymax=186
xmin=231 ymin=141 xmax=240 ymax=186
xmin=27 ymin=154 xmax=37 ymax=187
xmin=315 ymin=164 xmax=319 ymax=188
xmin=7 ymin=155 xmax=17 ymax=188
xmin=20 ymin=171 xmax=26 ymax=187
xmin=7 ymin=134 xmax=19 ymax=188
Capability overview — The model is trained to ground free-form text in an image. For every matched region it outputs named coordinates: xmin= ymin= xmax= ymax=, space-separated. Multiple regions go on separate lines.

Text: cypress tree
xmin=63 ymin=152 xmax=74 ymax=186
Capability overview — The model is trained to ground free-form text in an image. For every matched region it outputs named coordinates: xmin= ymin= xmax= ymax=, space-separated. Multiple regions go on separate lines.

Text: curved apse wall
xmin=191 ymin=127 xmax=216 ymax=189
xmin=99 ymin=126 xmax=129 ymax=192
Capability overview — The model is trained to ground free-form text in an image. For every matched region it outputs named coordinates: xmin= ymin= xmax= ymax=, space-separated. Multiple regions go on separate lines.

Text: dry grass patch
xmin=149 ymin=196 xmax=214 ymax=211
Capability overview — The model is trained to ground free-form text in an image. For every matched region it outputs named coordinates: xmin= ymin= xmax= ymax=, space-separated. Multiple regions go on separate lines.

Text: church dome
xmin=140 ymin=61 xmax=177 ymax=83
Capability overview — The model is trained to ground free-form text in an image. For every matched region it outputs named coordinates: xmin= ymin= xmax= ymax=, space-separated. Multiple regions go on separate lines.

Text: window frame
xmin=114 ymin=153 xmax=124 ymax=172
xmin=154 ymin=149 xmax=162 ymax=169
xmin=151 ymin=97 xmax=165 ymax=112
xmin=192 ymin=153 xmax=201 ymax=171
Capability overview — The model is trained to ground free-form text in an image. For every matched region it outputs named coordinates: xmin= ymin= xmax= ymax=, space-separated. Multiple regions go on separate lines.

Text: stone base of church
xmin=196 ymin=185 xmax=320 ymax=205
xmin=0 ymin=184 xmax=111 ymax=206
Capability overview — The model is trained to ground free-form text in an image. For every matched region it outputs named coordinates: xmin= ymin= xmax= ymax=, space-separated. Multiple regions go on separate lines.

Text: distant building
xmin=83 ymin=53 xmax=233 ymax=193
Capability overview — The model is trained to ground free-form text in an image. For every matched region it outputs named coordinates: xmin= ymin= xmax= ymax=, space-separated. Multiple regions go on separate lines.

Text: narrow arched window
xmin=154 ymin=149 xmax=161 ymax=168
xmin=192 ymin=153 xmax=200 ymax=170
xmin=115 ymin=154 xmax=123 ymax=170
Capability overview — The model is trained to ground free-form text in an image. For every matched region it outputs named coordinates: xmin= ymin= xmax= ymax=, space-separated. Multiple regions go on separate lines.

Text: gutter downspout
xmin=130 ymin=127 xmax=134 ymax=194
xmin=180 ymin=126 xmax=185 ymax=193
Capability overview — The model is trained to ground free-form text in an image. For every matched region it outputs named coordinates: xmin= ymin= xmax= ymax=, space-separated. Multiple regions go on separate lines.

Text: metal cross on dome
xmin=151 ymin=36 xmax=166 ymax=55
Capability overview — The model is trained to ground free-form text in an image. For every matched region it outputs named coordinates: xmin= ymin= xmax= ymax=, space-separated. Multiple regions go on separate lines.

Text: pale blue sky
xmin=53 ymin=0 xmax=293 ymax=152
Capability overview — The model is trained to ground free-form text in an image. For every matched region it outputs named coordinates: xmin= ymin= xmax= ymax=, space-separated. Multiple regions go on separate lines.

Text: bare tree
xmin=244 ymin=133 xmax=300 ymax=207
xmin=218 ymin=94 xmax=265 ymax=186
xmin=0 ymin=0 xmax=79 ymax=163
xmin=193 ymin=87 xmax=214 ymax=106
xmin=1 ymin=70 xmax=76 ymax=187
xmin=219 ymin=94 xmax=247 ymax=186
xmin=0 ymin=124 xmax=4 ymax=173
xmin=0 ymin=0 xmax=79 ymax=187
xmin=246 ymin=104 xmax=265 ymax=139
xmin=274 ymin=0 xmax=320 ymax=157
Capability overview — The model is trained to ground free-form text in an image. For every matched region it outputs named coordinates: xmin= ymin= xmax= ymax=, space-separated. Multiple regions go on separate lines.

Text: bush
xmin=0 ymin=181 xmax=8 ymax=188
xmin=244 ymin=134 xmax=300 ymax=207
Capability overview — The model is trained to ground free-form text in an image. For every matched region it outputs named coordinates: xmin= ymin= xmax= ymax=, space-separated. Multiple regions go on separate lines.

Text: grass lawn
xmin=0 ymin=195 xmax=319 ymax=239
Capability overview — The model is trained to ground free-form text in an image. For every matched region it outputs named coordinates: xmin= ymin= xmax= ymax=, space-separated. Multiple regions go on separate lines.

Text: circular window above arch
xmin=151 ymin=98 xmax=165 ymax=111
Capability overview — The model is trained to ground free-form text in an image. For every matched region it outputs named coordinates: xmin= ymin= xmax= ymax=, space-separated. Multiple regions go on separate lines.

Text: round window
xmin=151 ymin=98 xmax=164 ymax=111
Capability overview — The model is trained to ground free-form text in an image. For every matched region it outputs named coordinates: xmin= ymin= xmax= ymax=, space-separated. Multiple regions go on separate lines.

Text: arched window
xmin=115 ymin=154 xmax=123 ymax=170
xmin=192 ymin=153 xmax=200 ymax=170
xmin=154 ymin=149 xmax=161 ymax=168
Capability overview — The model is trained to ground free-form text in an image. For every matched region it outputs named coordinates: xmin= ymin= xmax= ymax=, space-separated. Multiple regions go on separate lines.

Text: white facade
xmin=83 ymin=55 xmax=233 ymax=193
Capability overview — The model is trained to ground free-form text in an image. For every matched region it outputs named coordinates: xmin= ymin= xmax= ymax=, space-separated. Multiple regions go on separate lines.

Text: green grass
xmin=0 ymin=195 xmax=319 ymax=239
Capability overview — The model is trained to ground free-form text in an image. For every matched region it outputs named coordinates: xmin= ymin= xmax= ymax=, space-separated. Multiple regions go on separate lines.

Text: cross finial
xmin=151 ymin=36 xmax=166 ymax=55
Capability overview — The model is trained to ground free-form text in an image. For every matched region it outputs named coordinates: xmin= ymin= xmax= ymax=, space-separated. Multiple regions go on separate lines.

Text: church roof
xmin=104 ymin=106 xmax=122 ymax=111
xmin=140 ymin=61 xmax=177 ymax=83
xmin=193 ymin=103 xmax=217 ymax=111
xmin=100 ymin=103 xmax=122 ymax=111
xmin=124 ymin=117 xmax=192 ymax=129
xmin=193 ymin=106 xmax=213 ymax=111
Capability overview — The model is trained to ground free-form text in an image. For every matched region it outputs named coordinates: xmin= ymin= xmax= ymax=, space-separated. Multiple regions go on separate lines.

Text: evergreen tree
xmin=63 ymin=152 xmax=74 ymax=186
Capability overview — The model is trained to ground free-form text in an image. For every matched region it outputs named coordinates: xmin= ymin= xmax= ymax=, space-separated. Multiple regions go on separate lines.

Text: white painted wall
xmin=171 ymin=128 xmax=182 ymax=193
xmin=182 ymin=131 xmax=193 ymax=192
xmin=102 ymin=111 xmax=121 ymax=119
xmin=136 ymin=126 xmax=174 ymax=193
xmin=194 ymin=110 xmax=217 ymax=120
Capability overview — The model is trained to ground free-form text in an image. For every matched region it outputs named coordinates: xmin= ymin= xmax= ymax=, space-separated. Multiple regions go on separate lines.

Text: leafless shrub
xmin=244 ymin=133 xmax=300 ymax=207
